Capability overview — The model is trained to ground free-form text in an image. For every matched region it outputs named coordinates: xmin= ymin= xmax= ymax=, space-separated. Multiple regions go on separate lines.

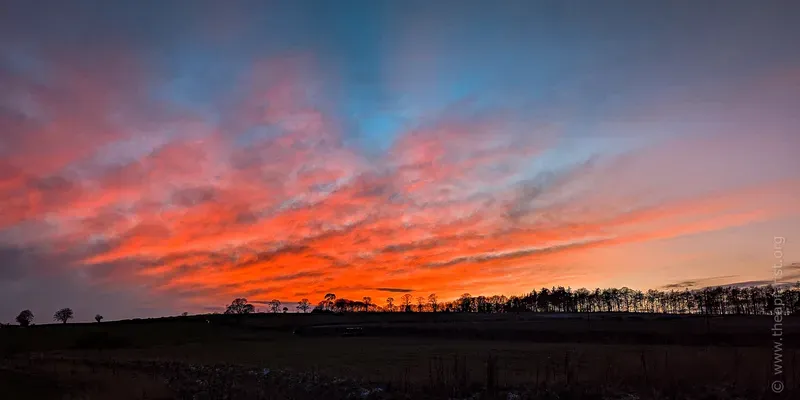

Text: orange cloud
xmin=2 ymin=53 xmax=798 ymax=314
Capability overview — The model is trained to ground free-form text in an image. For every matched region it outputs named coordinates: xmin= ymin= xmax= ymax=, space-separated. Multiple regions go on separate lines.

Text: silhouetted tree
xmin=269 ymin=299 xmax=281 ymax=313
xmin=416 ymin=296 xmax=425 ymax=312
xmin=54 ymin=308 xmax=74 ymax=324
xmin=385 ymin=297 xmax=395 ymax=312
xmin=333 ymin=298 xmax=359 ymax=312
xmin=428 ymin=293 xmax=439 ymax=312
xmin=428 ymin=293 xmax=438 ymax=312
xmin=459 ymin=293 xmax=472 ymax=313
xmin=94 ymin=314 xmax=103 ymax=323
xmin=181 ymin=312 xmax=189 ymax=317
xmin=401 ymin=294 xmax=413 ymax=312
xmin=282 ymin=306 xmax=288 ymax=313
xmin=297 ymin=298 xmax=311 ymax=313
xmin=220 ymin=283 xmax=800 ymax=317
xmin=324 ymin=293 xmax=336 ymax=311
xmin=224 ymin=298 xmax=255 ymax=314
xmin=16 ymin=309 xmax=33 ymax=327
xmin=298 ymin=283 xmax=800 ymax=316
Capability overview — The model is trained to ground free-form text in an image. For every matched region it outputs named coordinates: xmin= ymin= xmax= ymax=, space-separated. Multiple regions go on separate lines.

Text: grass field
xmin=1 ymin=312 xmax=797 ymax=399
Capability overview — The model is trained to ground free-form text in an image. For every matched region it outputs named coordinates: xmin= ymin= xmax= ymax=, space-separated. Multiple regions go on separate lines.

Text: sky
xmin=1 ymin=0 xmax=799 ymax=322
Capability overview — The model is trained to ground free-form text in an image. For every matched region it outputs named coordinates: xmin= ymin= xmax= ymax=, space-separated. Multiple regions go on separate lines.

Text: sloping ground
xmin=2 ymin=314 xmax=797 ymax=398
xmin=27 ymin=337 xmax=799 ymax=396
xmin=240 ymin=313 xmax=800 ymax=341
xmin=3 ymin=314 xmax=795 ymax=373
xmin=293 ymin=315 xmax=799 ymax=346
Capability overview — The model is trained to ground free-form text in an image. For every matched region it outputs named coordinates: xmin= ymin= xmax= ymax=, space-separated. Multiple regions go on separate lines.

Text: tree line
xmin=8 ymin=308 xmax=104 ymax=327
xmin=224 ymin=283 xmax=800 ymax=316
xmin=10 ymin=283 xmax=797 ymax=327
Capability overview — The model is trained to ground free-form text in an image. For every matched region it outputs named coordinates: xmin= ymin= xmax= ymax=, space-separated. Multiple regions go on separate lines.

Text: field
xmin=1 ymin=312 xmax=798 ymax=399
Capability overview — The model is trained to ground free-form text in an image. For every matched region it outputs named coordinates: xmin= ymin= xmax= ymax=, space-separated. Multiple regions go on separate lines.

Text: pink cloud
xmin=1 ymin=52 xmax=797 ymax=317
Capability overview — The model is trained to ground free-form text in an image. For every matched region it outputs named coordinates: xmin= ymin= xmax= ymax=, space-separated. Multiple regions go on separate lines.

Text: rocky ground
xmin=1 ymin=355 xmax=781 ymax=400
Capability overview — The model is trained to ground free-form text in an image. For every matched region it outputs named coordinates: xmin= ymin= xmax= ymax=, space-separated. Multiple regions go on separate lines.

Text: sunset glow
xmin=1 ymin=1 xmax=798 ymax=321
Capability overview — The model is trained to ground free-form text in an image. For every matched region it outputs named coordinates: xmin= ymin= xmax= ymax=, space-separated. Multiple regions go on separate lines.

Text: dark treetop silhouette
xmin=279 ymin=283 xmax=800 ymax=316
xmin=16 ymin=309 xmax=34 ymax=326
xmin=224 ymin=298 xmax=255 ymax=315
xmin=53 ymin=308 xmax=74 ymax=324
xmin=11 ymin=283 xmax=797 ymax=326
xmin=296 ymin=298 xmax=311 ymax=313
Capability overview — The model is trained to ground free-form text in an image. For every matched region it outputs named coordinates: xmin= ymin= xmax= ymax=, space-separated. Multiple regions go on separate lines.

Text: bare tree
xmin=94 ymin=314 xmax=103 ymax=323
xmin=401 ymin=294 xmax=413 ymax=312
xmin=386 ymin=297 xmax=395 ymax=312
xmin=459 ymin=293 xmax=472 ymax=313
xmin=297 ymin=298 xmax=311 ymax=313
xmin=428 ymin=293 xmax=438 ymax=312
xmin=16 ymin=310 xmax=34 ymax=327
xmin=196 ymin=283 xmax=800 ymax=317
xmin=225 ymin=298 xmax=255 ymax=314
xmin=324 ymin=293 xmax=336 ymax=311
xmin=269 ymin=299 xmax=282 ymax=313
xmin=54 ymin=308 xmax=74 ymax=324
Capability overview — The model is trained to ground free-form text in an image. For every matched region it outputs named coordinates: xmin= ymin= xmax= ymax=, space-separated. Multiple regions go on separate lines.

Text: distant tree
xmin=401 ymin=294 xmax=413 ymax=312
xmin=428 ymin=293 xmax=438 ymax=312
xmin=324 ymin=293 xmax=336 ymax=311
xmin=386 ymin=297 xmax=395 ymax=312
xmin=475 ymin=295 xmax=489 ymax=313
xmin=224 ymin=298 xmax=255 ymax=315
xmin=181 ymin=312 xmax=189 ymax=317
xmin=269 ymin=299 xmax=282 ymax=313
xmin=333 ymin=298 xmax=353 ymax=312
xmin=459 ymin=293 xmax=473 ymax=313
xmin=416 ymin=296 xmax=425 ymax=312
xmin=282 ymin=306 xmax=288 ymax=313
xmin=16 ymin=309 xmax=34 ymax=327
xmin=54 ymin=308 xmax=74 ymax=324
xmin=297 ymin=298 xmax=311 ymax=313
xmin=221 ymin=283 xmax=800 ymax=316
xmin=94 ymin=314 xmax=103 ymax=323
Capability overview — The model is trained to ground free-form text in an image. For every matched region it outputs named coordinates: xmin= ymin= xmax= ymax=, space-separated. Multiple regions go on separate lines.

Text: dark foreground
xmin=1 ymin=312 xmax=797 ymax=399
